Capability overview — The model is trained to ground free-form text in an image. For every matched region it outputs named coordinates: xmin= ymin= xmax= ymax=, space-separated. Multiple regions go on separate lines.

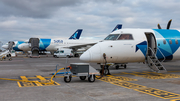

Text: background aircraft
xmin=2 ymin=24 xmax=122 ymax=57
xmin=2 ymin=29 xmax=83 ymax=56
xmin=80 ymin=20 xmax=179 ymax=74
xmin=16 ymin=24 xmax=122 ymax=57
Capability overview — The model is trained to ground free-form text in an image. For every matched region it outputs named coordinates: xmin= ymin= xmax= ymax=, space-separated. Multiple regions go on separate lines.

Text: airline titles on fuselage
xmin=54 ymin=40 xmax=63 ymax=43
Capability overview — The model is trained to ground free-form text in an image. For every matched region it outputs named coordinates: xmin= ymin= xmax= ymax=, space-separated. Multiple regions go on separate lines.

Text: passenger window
xmin=163 ymin=39 xmax=166 ymax=44
xmin=117 ymin=34 xmax=133 ymax=40
xmin=175 ymin=39 xmax=178 ymax=44
xmin=169 ymin=40 xmax=172 ymax=44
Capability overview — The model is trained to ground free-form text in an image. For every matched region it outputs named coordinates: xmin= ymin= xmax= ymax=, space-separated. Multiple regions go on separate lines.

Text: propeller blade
xmin=157 ymin=24 xmax=162 ymax=29
xmin=167 ymin=19 xmax=172 ymax=29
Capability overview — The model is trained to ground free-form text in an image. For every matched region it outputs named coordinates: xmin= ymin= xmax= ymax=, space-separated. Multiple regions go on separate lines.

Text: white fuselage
xmin=18 ymin=39 xmax=98 ymax=52
xmin=80 ymin=29 xmax=180 ymax=64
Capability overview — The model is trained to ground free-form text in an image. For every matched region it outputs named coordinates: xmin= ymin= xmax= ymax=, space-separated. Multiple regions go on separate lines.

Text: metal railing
xmin=157 ymin=47 xmax=166 ymax=62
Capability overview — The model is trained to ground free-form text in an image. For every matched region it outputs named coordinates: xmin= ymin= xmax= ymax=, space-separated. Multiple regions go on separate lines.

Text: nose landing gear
xmin=100 ymin=53 xmax=111 ymax=76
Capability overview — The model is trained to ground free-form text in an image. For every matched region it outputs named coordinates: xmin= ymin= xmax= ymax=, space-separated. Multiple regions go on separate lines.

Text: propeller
xmin=157 ymin=19 xmax=172 ymax=29
xmin=157 ymin=24 xmax=162 ymax=29
xmin=167 ymin=19 xmax=172 ymax=29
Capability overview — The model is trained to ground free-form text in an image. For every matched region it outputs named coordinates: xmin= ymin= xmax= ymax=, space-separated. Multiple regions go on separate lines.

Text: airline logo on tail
xmin=112 ymin=24 xmax=122 ymax=32
xmin=69 ymin=29 xmax=83 ymax=39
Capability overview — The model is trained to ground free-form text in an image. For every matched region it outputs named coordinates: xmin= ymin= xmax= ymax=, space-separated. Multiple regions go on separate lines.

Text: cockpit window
xmin=104 ymin=34 xmax=120 ymax=40
xmin=117 ymin=34 xmax=133 ymax=40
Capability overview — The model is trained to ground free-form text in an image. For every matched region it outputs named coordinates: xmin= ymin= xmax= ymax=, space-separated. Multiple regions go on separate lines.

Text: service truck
xmin=53 ymin=48 xmax=74 ymax=58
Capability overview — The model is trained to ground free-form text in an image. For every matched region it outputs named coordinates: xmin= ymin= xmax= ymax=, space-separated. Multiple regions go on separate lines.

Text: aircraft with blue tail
xmin=2 ymin=29 xmax=83 ymax=52
xmin=2 ymin=24 xmax=122 ymax=57
xmin=80 ymin=19 xmax=180 ymax=74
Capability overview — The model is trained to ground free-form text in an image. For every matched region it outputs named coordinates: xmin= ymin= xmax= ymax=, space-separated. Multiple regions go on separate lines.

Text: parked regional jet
xmin=80 ymin=20 xmax=178 ymax=74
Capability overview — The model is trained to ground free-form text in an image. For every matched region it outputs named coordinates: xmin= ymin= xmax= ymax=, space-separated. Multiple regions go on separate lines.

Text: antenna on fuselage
xmin=157 ymin=19 xmax=172 ymax=29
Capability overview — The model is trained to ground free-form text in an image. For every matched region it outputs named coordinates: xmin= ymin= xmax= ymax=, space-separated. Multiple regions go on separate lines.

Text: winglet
xmin=69 ymin=29 xmax=83 ymax=39
xmin=112 ymin=24 xmax=122 ymax=32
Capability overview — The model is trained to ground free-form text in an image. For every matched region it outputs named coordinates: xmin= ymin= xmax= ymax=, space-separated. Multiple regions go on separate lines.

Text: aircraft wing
xmin=55 ymin=42 xmax=97 ymax=52
xmin=68 ymin=42 xmax=97 ymax=49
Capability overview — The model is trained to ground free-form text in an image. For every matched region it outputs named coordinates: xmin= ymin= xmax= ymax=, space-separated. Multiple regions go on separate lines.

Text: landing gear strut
xmin=100 ymin=53 xmax=111 ymax=76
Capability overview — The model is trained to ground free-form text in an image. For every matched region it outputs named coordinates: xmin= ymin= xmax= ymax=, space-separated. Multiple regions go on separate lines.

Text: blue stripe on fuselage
xmin=153 ymin=29 xmax=180 ymax=60
xmin=39 ymin=39 xmax=51 ymax=51
xmin=135 ymin=41 xmax=147 ymax=56
xmin=13 ymin=41 xmax=24 ymax=51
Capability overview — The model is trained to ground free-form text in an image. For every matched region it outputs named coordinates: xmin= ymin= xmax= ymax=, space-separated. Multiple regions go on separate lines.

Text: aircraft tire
xmin=124 ymin=65 xmax=127 ymax=68
xmin=116 ymin=65 xmax=119 ymax=69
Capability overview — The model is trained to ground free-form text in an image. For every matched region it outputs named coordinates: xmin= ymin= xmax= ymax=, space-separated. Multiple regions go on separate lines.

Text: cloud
xmin=0 ymin=0 xmax=180 ymax=45
xmin=0 ymin=20 xmax=17 ymax=28
xmin=0 ymin=0 xmax=82 ymax=18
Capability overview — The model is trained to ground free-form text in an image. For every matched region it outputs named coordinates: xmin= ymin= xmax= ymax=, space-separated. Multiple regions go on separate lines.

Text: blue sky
xmin=0 ymin=0 xmax=180 ymax=44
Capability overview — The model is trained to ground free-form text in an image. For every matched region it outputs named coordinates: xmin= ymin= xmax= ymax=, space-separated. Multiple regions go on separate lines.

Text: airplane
xmin=2 ymin=29 xmax=83 ymax=56
xmin=17 ymin=24 xmax=123 ymax=57
xmin=80 ymin=19 xmax=179 ymax=75
xmin=2 ymin=41 xmax=25 ymax=51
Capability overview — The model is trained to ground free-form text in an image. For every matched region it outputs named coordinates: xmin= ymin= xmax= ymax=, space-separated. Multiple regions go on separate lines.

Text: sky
xmin=0 ymin=0 xmax=180 ymax=44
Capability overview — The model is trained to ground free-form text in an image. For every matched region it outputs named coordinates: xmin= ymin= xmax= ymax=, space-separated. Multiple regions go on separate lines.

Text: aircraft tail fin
xmin=112 ymin=24 xmax=122 ymax=32
xmin=69 ymin=29 xmax=83 ymax=39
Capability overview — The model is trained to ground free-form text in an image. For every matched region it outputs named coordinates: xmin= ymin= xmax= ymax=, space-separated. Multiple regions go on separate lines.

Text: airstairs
xmin=0 ymin=50 xmax=11 ymax=61
xmin=8 ymin=41 xmax=14 ymax=51
xmin=146 ymin=47 xmax=167 ymax=73
xmin=29 ymin=38 xmax=40 ymax=57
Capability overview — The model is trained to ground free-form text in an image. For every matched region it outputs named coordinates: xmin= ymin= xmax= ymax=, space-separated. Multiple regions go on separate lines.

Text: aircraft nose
xmin=80 ymin=43 xmax=102 ymax=63
xmin=80 ymin=50 xmax=91 ymax=62
xmin=18 ymin=44 xmax=23 ymax=50
xmin=2 ymin=45 xmax=8 ymax=49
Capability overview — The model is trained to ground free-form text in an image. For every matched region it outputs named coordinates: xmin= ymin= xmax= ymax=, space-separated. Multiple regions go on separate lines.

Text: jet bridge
xmin=29 ymin=38 xmax=40 ymax=57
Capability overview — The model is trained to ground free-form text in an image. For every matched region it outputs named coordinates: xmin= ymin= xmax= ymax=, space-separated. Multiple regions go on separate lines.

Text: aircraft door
xmin=145 ymin=32 xmax=157 ymax=56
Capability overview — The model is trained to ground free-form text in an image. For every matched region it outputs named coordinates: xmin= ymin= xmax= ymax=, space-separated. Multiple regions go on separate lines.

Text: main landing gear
xmin=115 ymin=64 xmax=127 ymax=69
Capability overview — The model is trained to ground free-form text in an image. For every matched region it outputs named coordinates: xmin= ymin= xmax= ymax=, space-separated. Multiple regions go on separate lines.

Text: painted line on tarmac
xmin=97 ymin=75 xmax=180 ymax=99
xmin=111 ymin=81 xmax=146 ymax=89
xmin=134 ymin=88 xmax=180 ymax=99
xmin=17 ymin=75 xmax=60 ymax=87
xmin=171 ymin=98 xmax=180 ymax=101
xmin=98 ymin=75 xmax=137 ymax=82
xmin=112 ymin=71 xmax=180 ymax=79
